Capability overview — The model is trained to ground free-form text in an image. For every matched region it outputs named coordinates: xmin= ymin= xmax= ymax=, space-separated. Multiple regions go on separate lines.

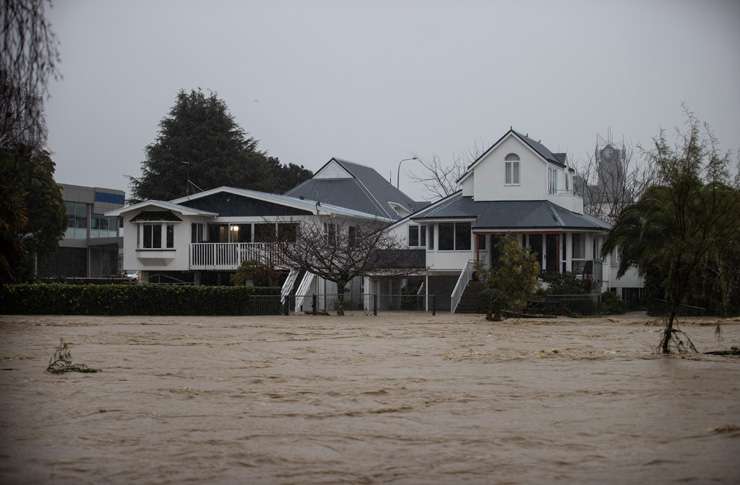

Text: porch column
xmin=363 ymin=276 xmax=371 ymax=312
xmin=541 ymin=233 xmax=546 ymax=272
xmin=474 ymin=232 xmax=479 ymax=265
xmin=425 ymin=270 xmax=429 ymax=312
xmin=566 ymin=233 xmax=573 ymax=272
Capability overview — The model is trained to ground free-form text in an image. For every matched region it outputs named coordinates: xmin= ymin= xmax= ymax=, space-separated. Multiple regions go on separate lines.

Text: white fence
xmin=190 ymin=243 xmax=286 ymax=270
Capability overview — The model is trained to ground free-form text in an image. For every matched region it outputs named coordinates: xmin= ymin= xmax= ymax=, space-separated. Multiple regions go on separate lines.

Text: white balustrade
xmin=189 ymin=242 xmax=286 ymax=270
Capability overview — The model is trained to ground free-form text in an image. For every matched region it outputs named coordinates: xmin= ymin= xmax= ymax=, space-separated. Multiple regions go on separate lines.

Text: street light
xmin=397 ymin=156 xmax=418 ymax=189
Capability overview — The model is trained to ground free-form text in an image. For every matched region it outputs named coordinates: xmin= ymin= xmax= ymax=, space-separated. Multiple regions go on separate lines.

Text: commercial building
xmin=37 ymin=184 xmax=125 ymax=278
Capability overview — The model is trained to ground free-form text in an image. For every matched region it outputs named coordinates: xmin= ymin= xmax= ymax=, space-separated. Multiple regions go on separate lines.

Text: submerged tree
xmin=130 ymin=89 xmax=311 ymax=201
xmin=478 ymin=236 xmax=540 ymax=321
xmin=603 ymin=112 xmax=738 ymax=353
xmin=277 ymin=218 xmax=403 ymax=316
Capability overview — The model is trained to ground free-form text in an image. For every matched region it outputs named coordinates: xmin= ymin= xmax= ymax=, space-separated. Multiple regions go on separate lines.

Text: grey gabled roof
xmin=170 ymin=186 xmax=391 ymax=221
xmin=511 ymin=130 xmax=566 ymax=167
xmin=411 ymin=193 xmax=610 ymax=231
xmin=105 ymin=200 xmax=218 ymax=217
xmin=285 ymin=158 xmax=422 ymax=220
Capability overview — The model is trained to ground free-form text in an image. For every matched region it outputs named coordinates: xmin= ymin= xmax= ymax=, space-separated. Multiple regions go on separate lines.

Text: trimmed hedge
xmin=0 ymin=283 xmax=282 ymax=316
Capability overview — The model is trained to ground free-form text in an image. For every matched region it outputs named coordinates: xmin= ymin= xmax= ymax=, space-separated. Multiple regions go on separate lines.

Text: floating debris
xmin=46 ymin=338 xmax=100 ymax=374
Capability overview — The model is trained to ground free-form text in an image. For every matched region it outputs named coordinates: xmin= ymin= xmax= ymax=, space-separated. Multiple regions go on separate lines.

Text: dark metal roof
xmin=511 ymin=130 xmax=566 ymax=167
xmin=411 ymin=194 xmax=610 ymax=231
xmin=286 ymin=158 xmax=421 ymax=220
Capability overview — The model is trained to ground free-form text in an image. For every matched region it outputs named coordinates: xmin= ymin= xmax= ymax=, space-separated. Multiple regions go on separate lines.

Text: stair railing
xmin=293 ymin=272 xmax=315 ymax=312
xmin=451 ymin=259 xmax=475 ymax=314
xmin=280 ymin=268 xmax=300 ymax=304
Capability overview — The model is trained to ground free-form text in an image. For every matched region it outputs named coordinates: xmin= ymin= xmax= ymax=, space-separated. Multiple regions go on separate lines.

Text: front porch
xmin=189 ymin=242 xmax=287 ymax=270
xmin=471 ymin=231 xmax=603 ymax=284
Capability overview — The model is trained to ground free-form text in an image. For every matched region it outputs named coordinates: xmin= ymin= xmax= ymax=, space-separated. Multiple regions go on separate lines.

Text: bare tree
xmin=277 ymin=218 xmax=407 ymax=315
xmin=408 ymin=142 xmax=485 ymax=199
xmin=574 ymin=140 xmax=655 ymax=224
xmin=1 ymin=0 xmax=60 ymax=150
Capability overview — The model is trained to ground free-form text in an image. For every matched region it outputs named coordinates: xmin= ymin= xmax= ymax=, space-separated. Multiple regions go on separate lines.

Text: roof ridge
xmin=333 ymin=158 xmax=397 ymax=219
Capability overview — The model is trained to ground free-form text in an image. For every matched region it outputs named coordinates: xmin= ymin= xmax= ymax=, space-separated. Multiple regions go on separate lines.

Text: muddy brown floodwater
xmin=1 ymin=312 xmax=739 ymax=484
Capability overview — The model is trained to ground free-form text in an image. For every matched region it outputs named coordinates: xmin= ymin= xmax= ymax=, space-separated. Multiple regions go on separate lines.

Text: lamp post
xmin=396 ymin=156 xmax=418 ymax=189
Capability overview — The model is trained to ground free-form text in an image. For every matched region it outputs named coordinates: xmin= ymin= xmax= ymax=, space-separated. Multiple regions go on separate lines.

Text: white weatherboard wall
xmin=467 ymin=135 xmax=582 ymax=213
xmin=122 ymin=212 xmax=202 ymax=272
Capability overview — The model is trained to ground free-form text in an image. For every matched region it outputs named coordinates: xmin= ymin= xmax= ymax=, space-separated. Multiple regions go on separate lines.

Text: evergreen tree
xmin=130 ymin=89 xmax=311 ymax=201
xmin=479 ymin=236 xmax=540 ymax=321
xmin=0 ymin=146 xmax=66 ymax=282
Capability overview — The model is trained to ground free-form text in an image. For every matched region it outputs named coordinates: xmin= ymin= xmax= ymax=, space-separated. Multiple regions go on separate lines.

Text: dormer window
xmin=388 ymin=201 xmax=411 ymax=218
xmin=504 ymin=153 xmax=520 ymax=185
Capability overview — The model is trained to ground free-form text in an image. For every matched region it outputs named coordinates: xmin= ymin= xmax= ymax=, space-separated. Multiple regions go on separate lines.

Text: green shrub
xmin=0 ymin=283 xmax=281 ymax=316
xmin=599 ymin=291 xmax=626 ymax=314
xmin=541 ymin=272 xmax=590 ymax=295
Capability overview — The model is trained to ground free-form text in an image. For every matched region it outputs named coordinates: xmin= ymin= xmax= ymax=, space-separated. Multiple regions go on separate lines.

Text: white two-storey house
xmin=374 ymin=128 xmax=643 ymax=312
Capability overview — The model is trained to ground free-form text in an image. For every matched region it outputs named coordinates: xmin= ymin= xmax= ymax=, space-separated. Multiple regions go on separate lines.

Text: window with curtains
xmin=504 ymin=153 xmax=520 ymax=185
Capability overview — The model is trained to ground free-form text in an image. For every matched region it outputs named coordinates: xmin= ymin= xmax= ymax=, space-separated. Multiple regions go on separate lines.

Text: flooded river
xmin=1 ymin=312 xmax=739 ymax=484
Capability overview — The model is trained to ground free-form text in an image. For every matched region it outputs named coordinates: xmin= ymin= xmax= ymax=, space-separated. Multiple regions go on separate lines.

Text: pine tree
xmin=130 ymin=89 xmax=311 ymax=201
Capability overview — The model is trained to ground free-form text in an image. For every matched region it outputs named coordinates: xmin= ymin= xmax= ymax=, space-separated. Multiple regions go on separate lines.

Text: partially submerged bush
xmin=0 ymin=283 xmax=281 ymax=315
xmin=231 ymin=261 xmax=282 ymax=287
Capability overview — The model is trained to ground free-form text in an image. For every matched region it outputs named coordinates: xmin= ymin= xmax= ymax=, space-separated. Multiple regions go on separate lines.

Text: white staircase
xmin=450 ymin=260 xmax=474 ymax=314
xmin=280 ymin=268 xmax=300 ymax=304
xmin=294 ymin=272 xmax=315 ymax=313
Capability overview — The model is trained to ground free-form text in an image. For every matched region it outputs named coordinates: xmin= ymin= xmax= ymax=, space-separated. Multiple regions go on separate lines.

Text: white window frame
xmin=548 ymin=167 xmax=558 ymax=195
xmin=505 ymin=161 xmax=520 ymax=185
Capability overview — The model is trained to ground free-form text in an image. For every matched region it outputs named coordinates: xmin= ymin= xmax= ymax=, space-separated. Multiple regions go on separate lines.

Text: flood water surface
xmin=1 ymin=313 xmax=739 ymax=484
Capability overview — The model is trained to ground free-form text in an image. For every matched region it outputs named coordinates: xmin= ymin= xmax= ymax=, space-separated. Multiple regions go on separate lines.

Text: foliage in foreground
xmin=0 ymin=146 xmax=66 ymax=283
xmin=231 ymin=261 xmax=283 ymax=287
xmin=0 ymin=283 xmax=281 ymax=316
xmin=603 ymin=111 xmax=740 ymax=353
xmin=478 ymin=236 xmax=540 ymax=321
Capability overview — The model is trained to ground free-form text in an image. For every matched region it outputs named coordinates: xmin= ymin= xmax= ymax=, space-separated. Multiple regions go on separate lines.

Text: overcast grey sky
xmin=46 ymin=0 xmax=740 ymax=200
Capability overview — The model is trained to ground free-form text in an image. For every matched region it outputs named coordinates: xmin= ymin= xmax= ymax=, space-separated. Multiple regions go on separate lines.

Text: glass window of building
xmin=64 ymin=201 xmax=88 ymax=239
xmin=455 ymin=222 xmax=471 ymax=250
xmin=408 ymin=226 xmax=419 ymax=247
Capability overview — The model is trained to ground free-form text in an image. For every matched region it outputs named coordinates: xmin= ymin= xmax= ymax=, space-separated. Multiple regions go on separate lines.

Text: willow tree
xmin=0 ymin=0 xmax=66 ymax=282
xmin=603 ymin=113 xmax=736 ymax=353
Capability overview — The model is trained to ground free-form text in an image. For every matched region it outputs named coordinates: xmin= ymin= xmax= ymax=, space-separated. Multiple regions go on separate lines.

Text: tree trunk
xmin=661 ymin=309 xmax=677 ymax=354
xmin=336 ymin=282 xmax=345 ymax=316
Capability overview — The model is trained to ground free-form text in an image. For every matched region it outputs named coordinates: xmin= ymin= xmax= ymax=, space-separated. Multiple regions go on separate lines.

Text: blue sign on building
xmin=95 ymin=191 xmax=125 ymax=205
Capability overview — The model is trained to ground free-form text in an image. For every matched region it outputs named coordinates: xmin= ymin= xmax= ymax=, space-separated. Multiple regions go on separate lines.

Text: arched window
xmin=504 ymin=153 xmax=520 ymax=185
